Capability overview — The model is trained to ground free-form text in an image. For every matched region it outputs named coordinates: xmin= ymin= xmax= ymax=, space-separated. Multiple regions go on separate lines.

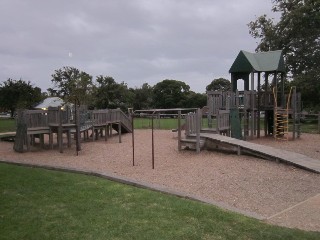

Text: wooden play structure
xmin=176 ymin=50 xmax=305 ymax=154
xmin=206 ymin=50 xmax=302 ymax=141
xmin=13 ymin=106 xmax=132 ymax=153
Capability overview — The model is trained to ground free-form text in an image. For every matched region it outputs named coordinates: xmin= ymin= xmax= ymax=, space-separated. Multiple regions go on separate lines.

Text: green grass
xmin=1 ymin=163 xmax=319 ymax=240
xmin=300 ymin=116 xmax=320 ymax=134
xmin=134 ymin=117 xmax=320 ymax=134
xmin=0 ymin=118 xmax=16 ymax=133
xmin=134 ymin=117 xmax=184 ymax=130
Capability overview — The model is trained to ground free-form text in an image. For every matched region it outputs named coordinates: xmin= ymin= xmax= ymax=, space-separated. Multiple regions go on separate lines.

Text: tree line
xmin=0 ymin=67 xmax=230 ymax=116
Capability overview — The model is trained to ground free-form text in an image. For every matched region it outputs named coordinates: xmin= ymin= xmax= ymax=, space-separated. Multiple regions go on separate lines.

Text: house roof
xmin=229 ymin=50 xmax=286 ymax=73
xmin=34 ymin=97 xmax=64 ymax=109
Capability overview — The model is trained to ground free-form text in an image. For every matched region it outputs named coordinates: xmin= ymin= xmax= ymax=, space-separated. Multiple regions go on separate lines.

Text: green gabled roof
xmin=229 ymin=50 xmax=286 ymax=73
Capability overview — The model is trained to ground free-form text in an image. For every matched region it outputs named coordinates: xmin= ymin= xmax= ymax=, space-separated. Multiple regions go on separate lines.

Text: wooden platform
xmin=0 ymin=132 xmax=16 ymax=141
xmin=194 ymin=133 xmax=320 ymax=174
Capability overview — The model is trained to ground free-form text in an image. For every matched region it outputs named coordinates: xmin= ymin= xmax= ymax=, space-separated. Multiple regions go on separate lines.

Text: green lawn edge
xmin=0 ymin=163 xmax=319 ymax=240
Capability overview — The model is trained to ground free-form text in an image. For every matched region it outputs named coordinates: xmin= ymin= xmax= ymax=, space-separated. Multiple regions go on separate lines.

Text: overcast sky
xmin=0 ymin=0 xmax=277 ymax=93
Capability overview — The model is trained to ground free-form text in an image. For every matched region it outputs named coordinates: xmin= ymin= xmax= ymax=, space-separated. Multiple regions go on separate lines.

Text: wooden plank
xmin=190 ymin=133 xmax=320 ymax=173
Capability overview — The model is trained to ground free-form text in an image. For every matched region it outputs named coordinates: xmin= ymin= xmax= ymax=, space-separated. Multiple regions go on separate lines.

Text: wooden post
xmin=250 ymin=72 xmax=254 ymax=139
xmin=196 ymin=108 xmax=201 ymax=153
xmin=75 ymin=104 xmax=81 ymax=154
xmin=118 ymin=122 xmax=122 ymax=143
xmin=58 ymin=106 xmax=63 ymax=153
xmin=13 ymin=110 xmax=26 ymax=153
xmin=292 ymin=87 xmax=296 ymax=140
xmin=178 ymin=110 xmax=182 ymax=151
xmin=281 ymin=73 xmax=285 ymax=108
xmin=318 ymin=113 xmax=320 ymax=134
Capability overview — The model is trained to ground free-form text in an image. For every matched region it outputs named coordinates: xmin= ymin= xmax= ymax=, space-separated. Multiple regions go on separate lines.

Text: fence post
xmin=178 ymin=110 xmax=181 ymax=151
xmin=196 ymin=108 xmax=201 ymax=153
xmin=318 ymin=113 xmax=320 ymax=134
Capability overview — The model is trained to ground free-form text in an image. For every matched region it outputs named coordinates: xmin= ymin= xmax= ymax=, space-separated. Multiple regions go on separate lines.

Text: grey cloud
xmin=0 ymin=0 xmax=276 ymax=93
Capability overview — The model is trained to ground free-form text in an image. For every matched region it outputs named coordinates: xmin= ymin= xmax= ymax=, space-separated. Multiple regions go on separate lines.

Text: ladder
xmin=273 ymin=87 xmax=293 ymax=140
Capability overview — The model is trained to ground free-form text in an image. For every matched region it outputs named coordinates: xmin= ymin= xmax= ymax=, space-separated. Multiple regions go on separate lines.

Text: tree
xmin=183 ymin=92 xmax=207 ymax=108
xmin=206 ymin=78 xmax=231 ymax=92
xmin=0 ymin=79 xmax=43 ymax=117
xmin=131 ymin=83 xmax=153 ymax=110
xmin=49 ymin=66 xmax=94 ymax=106
xmin=152 ymin=79 xmax=190 ymax=109
xmin=248 ymin=0 xmax=320 ymax=108
xmin=93 ymin=76 xmax=134 ymax=111
xmin=291 ymin=70 xmax=320 ymax=110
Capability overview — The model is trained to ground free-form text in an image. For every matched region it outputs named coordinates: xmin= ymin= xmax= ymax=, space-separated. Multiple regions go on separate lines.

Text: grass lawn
xmin=134 ymin=117 xmax=214 ymax=130
xmin=134 ymin=117 xmax=320 ymax=134
xmin=1 ymin=163 xmax=319 ymax=240
xmin=0 ymin=118 xmax=16 ymax=133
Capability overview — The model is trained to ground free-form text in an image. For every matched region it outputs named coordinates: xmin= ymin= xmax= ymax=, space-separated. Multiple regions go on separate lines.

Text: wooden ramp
xmin=198 ymin=133 xmax=320 ymax=174
xmin=0 ymin=132 xmax=16 ymax=141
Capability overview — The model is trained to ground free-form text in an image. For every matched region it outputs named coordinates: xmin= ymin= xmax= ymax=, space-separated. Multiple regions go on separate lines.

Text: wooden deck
xmin=0 ymin=132 xmax=16 ymax=141
xmin=197 ymin=133 xmax=320 ymax=174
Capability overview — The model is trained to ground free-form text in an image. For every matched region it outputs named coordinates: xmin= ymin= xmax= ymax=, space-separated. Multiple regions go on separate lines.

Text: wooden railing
xmin=18 ymin=107 xmax=132 ymax=133
xmin=109 ymin=109 xmax=132 ymax=132
xmin=89 ymin=109 xmax=132 ymax=132
xmin=217 ymin=110 xmax=230 ymax=135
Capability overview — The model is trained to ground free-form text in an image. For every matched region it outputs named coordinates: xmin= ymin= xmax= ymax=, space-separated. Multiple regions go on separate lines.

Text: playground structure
xmin=205 ymin=50 xmax=302 ymax=141
xmin=13 ymin=106 xmax=132 ymax=153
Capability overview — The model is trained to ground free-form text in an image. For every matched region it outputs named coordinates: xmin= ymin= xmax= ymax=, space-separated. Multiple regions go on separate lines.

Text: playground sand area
xmin=1 ymin=129 xmax=320 ymax=231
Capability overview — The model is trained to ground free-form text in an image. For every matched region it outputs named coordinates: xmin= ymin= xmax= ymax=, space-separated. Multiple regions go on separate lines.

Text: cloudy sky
xmin=0 ymin=0 xmax=277 ymax=93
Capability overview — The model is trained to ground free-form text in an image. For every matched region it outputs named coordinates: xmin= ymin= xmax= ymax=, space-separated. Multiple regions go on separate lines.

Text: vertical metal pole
xmin=264 ymin=73 xmax=269 ymax=135
xmin=152 ymin=114 xmax=155 ymax=169
xmin=132 ymin=114 xmax=135 ymax=166
xmin=257 ymin=72 xmax=261 ymax=138
xmin=178 ymin=110 xmax=181 ymax=151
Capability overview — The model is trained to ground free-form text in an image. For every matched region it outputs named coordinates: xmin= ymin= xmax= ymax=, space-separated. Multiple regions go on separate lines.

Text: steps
xmin=180 ymin=137 xmax=205 ymax=150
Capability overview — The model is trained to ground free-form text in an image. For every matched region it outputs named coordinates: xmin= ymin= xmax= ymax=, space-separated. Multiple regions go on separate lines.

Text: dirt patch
xmin=1 ymin=130 xmax=320 ymax=231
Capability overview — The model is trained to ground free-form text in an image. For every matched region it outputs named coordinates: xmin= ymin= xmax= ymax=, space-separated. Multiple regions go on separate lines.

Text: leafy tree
xmin=248 ymin=0 xmax=320 ymax=108
xmin=183 ymin=92 xmax=207 ymax=108
xmin=0 ymin=79 xmax=43 ymax=117
xmin=206 ymin=78 xmax=231 ymax=92
xmin=152 ymin=79 xmax=190 ymax=109
xmin=49 ymin=66 xmax=94 ymax=106
xmin=291 ymin=70 xmax=320 ymax=111
xmin=93 ymin=76 xmax=134 ymax=112
xmin=131 ymin=83 xmax=153 ymax=110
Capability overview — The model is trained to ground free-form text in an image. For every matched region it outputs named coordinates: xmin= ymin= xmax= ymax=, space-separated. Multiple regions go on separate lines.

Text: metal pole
xmin=250 ymin=72 xmax=254 ymax=139
xmin=132 ymin=114 xmax=135 ymax=166
xmin=257 ymin=72 xmax=261 ymax=138
xmin=178 ymin=110 xmax=181 ymax=151
xmin=152 ymin=114 xmax=155 ymax=169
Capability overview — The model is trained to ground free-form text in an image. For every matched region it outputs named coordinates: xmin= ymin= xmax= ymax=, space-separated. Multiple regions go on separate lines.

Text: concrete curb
xmin=0 ymin=159 xmax=264 ymax=220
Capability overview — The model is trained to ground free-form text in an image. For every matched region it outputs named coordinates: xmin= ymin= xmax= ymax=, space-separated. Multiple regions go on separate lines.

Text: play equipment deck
xmin=0 ymin=132 xmax=16 ymax=141
xmin=197 ymin=133 xmax=320 ymax=174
